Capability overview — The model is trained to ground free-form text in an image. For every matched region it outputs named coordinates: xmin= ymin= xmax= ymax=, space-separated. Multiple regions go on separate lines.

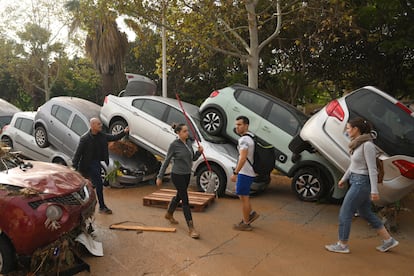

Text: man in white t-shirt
xmin=230 ymin=116 xmax=260 ymax=231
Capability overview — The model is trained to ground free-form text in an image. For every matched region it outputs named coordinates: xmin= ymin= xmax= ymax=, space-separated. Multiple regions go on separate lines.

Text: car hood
xmin=0 ymin=161 xmax=86 ymax=194
xmin=205 ymin=142 xmax=238 ymax=161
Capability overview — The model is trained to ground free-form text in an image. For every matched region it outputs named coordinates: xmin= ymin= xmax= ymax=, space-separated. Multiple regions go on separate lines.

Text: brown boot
xmin=165 ymin=212 xmax=179 ymax=224
xmin=188 ymin=220 xmax=200 ymax=239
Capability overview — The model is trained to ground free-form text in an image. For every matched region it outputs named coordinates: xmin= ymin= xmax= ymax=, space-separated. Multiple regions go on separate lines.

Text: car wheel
xmin=196 ymin=164 xmax=226 ymax=197
xmin=0 ymin=235 xmax=17 ymax=274
xmin=34 ymin=125 xmax=49 ymax=148
xmin=100 ymin=165 xmax=110 ymax=187
xmin=110 ymin=120 xmax=127 ymax=135
xmin=201 ymin=109 xmax=224 ymax=136
xmin=1 ymin=136 xmax=13 ymax=148
xmin=291 ymin=167 xmax=328 ymax=202
xmin=52 ymin=157 xmax=67 ymax=166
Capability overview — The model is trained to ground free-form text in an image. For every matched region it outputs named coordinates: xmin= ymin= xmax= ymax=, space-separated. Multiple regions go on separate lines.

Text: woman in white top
xmin=325 ymin=117 xmax=399 ymax=253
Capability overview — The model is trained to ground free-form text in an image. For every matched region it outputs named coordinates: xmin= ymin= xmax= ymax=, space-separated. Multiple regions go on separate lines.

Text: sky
xmin=0 ymin=0 xmax=136 ymax=45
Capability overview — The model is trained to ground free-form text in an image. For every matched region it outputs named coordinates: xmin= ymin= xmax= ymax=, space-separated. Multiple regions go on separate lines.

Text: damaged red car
xmin=0 ymin=151 xmax=96 ymax=274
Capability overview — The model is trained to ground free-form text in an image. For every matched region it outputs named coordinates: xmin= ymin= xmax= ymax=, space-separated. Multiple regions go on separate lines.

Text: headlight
xmin=46 ymin=205 xmax=63 ymax=221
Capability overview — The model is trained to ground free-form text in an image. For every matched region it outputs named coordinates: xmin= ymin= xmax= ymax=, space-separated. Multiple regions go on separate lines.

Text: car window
xmin=51 ymin=104 xmax=59 ymax=116
xmin=132 ymin=99 xmax=144 ymax=110
xmin=267 ymin=103 xmax=300 ymax=136
xmin=139 ymin=100 xmax=166 ymax=121
xmin=0 ymin=116 xmax=12 ymax=129
xmin=53 ymin=105 xmax=72 ymax=125
xmin=165 ymin=107 xmax=199 ymax=140
xmin=235 ymin=90 xmax=269 ymax=116
xmin=70 ymin=114 xmax=88 ymax=136
xmin=346 ymin=88 xmax=414 ymax=157
xmin=18 ymin=118 xmax=34 ymax=135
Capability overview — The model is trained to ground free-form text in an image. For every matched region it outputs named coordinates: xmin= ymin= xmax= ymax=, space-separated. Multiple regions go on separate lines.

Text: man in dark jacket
xmin=73 ymin=117 xmax=129 ymax=214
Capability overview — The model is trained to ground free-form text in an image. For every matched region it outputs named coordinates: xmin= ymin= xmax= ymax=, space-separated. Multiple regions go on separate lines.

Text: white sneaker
xmin=325 ymin=242 xmax=350 ymax=254
xmin=376 ymin=238 xmax=399 ymax=252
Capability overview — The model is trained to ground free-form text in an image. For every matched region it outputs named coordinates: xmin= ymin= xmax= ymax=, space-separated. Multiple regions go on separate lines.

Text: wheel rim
xmin=203 ymin=112 xmax=221 ymax=133
xmin=1 ymin=137 xmax=12 ymax=147
xmin=295 ymin=174 xmax=321 ymax=199
xmin=35 ymin=129 xmax=46 ymax=145
xmin=112 ymin=124 xmax=124 ymax=135
xmin=199 ymin=170 xmax=220 ymax=192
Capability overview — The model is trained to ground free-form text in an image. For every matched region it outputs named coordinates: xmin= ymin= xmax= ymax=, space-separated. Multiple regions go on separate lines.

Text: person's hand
xmin=124 ymin=126 xmax=129 ymax=133
xmin=156 ymin=178 xmax=162 ymax=187
xmin=338 ymin=180 xmax=345 ymax=189
xmin=230 ymin=174 xmax=237 ymax=182
xmin=371 ymin=193 xmax=380 ymax=201
xmin=198 ymin=145 xmax=204 ymax=153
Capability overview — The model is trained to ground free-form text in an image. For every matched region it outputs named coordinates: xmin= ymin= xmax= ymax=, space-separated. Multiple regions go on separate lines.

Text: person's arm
xmin=105 ymin=130 xmax=126 ymax=142
xmin=364 ymin=142 xmax=379 ymax=195
xmin=72 ymin=135 xmax=86 ymax=170
xmin=234 ymin=148 xmax=248 ymax=174
xmin=157 ymin=142 xmax=175 ymax=179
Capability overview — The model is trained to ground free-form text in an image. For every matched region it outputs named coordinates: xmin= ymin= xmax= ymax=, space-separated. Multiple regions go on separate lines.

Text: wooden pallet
xmin=143 ymin=189 xmax=216 ymax=212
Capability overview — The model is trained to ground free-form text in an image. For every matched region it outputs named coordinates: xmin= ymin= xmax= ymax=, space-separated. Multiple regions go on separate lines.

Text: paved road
xmin=78 ymin=175 xmax=414 ymax=275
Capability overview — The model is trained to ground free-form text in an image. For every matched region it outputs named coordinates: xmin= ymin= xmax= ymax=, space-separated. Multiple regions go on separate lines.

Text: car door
xmin=158 ymin=106 xmax=192 ymax=152
xmin=231 ymin=89 xmax=269 ymax=137
xmin=260 ymin=102 xmax=303 ymax=172
xmin=49 ymin=104 xmax=72 ymax=151
xmin=66 ymin=114 xmax=89 ymax=157
xmin=131 ymin=99 xmax=168 ymax=155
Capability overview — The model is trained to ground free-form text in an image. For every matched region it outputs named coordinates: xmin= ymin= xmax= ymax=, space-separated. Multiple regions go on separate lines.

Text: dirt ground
xmin=76 ymin=175 xmax=414 ymax=276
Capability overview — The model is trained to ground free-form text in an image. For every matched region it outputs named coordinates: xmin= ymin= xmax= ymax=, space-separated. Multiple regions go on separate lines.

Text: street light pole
xmin=162 ymin=1 xmax=167 ymax=97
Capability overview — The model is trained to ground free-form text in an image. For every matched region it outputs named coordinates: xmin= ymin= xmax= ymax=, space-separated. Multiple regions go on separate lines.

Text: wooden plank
xmin=142 ymin=188 xmax=216 ymax=212
xmin=110 ymin=224 xmax=176 ymax=232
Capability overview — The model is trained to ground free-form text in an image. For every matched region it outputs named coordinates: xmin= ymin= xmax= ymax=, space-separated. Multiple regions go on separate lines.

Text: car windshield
xmin=346 ymin=88 xmax=414 ymax=157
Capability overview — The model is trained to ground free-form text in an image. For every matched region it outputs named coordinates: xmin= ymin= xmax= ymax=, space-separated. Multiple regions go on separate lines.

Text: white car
xmin=1 ymin=112 xmax=72 ymax=165
xmin=100 ymin=95 xmax=267 ymax=196
xmin=291 ymin=86 xmax=414 ymax=206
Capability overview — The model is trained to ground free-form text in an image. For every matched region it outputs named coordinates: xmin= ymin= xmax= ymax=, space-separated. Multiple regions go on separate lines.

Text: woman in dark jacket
xmin=156 ymin=123 xmax=203 ymax=239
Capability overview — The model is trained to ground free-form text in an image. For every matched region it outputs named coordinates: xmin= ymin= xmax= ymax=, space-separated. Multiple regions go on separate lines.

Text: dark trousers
xmin=168 ymin=173 xmax=192 ymax=225
xmin=88 ymin=160 xmax=106 ymax=209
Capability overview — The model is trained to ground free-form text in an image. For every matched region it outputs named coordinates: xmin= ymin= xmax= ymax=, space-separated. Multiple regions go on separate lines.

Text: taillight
xmin=395 ymin=102 xmax=413 ymax=115
xmin=210 ymin=90 xmax=220 ymax=98
xmin=325 ymin=99 xmax=344 ymax=121
xmin=104 ymin=96 xmax=108 ymax=104
xmin=392 ymin=160 xmax=414 ymax=179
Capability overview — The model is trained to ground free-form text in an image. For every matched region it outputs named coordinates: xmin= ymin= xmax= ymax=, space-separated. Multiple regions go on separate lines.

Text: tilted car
xmin=199 ymin=84 xmax=343 ymax=202
xmin=0 ymin=98 xmax=21 ymax=135
xmin=1 ymin=111 xmax=71 ymax=165
xmin=292 ymin=86 xmax=414 ymax=206
xmin=0 ymin=151 xmax=96 ymax=274
xmin=33 ymin=97 xmax=158 ymax=187
xmin=118 ymin=73 xmax=157 ymax=97
xmin=100 ymin=95 xmax=267 ymax=196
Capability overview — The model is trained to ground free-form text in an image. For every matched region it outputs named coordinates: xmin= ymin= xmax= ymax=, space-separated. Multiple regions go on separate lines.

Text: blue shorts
xmin=236 ymin=174 xmax=255 ymax=196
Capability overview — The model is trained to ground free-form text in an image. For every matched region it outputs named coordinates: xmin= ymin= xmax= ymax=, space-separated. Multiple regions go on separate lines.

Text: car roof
xmin=0 ymin=98 xmax=21 ymax=115
xmin=12 ymin=111 xmax=36 ymax=120
xmin=229 ymin=83 xmax=309 ymax=121
xmin=48 ymin=97 xmax=101 ymax=119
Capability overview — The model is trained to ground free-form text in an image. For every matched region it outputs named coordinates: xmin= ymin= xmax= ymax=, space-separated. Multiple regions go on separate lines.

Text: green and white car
xmin=199 ymin=84 xmax=344 ymax=202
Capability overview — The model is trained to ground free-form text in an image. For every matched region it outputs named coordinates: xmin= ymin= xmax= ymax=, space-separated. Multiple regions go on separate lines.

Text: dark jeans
xmin=168 ymin=173 xmax=192 ymax=225
xmin=88 ymin=160 xmax=106 ymax=209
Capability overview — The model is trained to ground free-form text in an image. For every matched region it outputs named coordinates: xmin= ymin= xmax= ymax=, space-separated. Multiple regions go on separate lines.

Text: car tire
xmin=291 ymin=167 xmax=328 ymax=202
xmin=110 ymin=120 xmax=127 ymax=135
xmin=34 ymin=125 xmax=49 ymax=148
xmin=201 ymin=109 xmax=224 ymax=136
xmin=196 ymin=164 xmax=226 ymax=197
xmin=0 ymin=235 xmax=17 ymax=274
xmin=1 ymin=136 xmax=13 ymax=148
xmin=100 ymin=165 xmax=110 ymax=187
xmin=52 ymin=157 xmax=67 ymax=166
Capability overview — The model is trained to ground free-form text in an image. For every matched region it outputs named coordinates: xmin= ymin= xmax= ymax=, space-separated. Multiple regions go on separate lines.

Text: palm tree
xmin=65 ymin=0 xmax=128 ymax=100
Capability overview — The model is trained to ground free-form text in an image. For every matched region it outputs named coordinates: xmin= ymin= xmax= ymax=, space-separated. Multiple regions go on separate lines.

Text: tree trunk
xmin=246 ymin=0 xmax=259 ymax=89
xmin=101 ymin=73 xmax=115 ymax=101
